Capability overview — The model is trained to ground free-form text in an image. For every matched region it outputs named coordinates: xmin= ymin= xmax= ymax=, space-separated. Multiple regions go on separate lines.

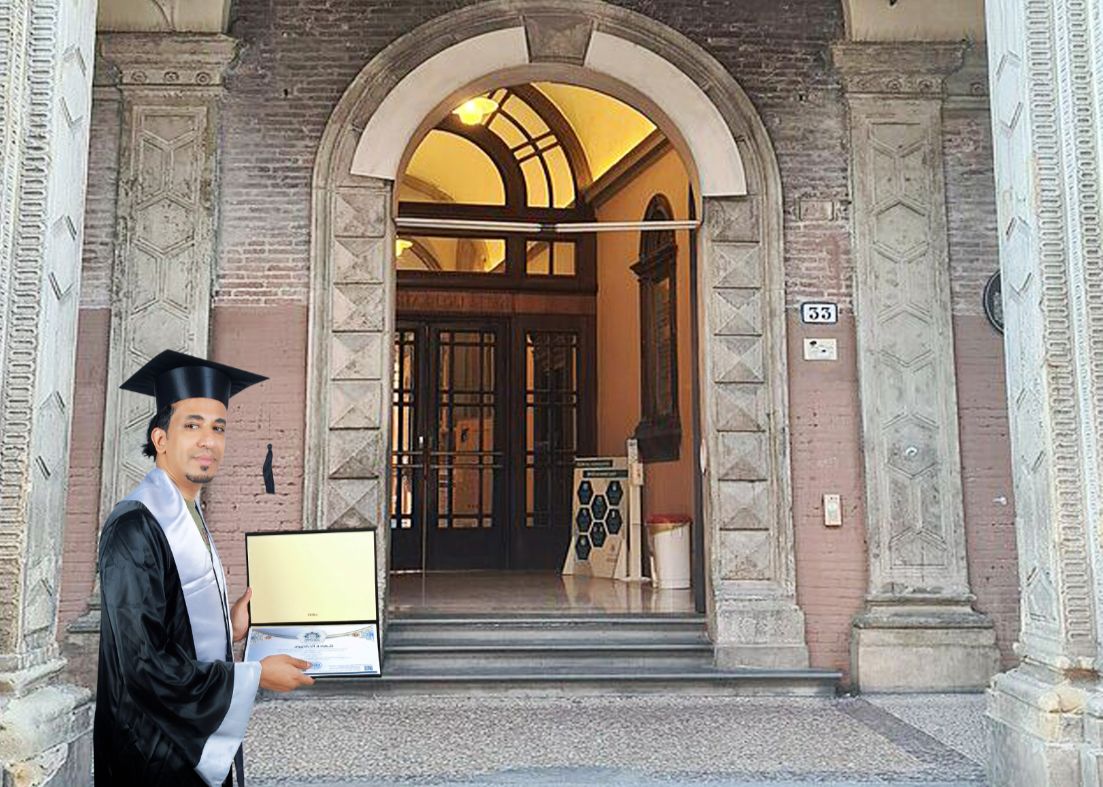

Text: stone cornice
xmin=97 ymin=33 xmax=238 ymax=87
xmin=832 ymin=42 xmax=967 ymax=97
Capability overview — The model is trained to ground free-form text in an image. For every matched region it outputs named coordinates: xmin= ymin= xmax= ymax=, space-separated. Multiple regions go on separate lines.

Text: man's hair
xmin=143 ymin=404 xmax=175 ymax=460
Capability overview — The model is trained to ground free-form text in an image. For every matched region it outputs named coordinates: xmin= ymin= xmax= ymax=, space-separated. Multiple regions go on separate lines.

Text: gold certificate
xmin=246 ymin=530 xmax=377 ymax=624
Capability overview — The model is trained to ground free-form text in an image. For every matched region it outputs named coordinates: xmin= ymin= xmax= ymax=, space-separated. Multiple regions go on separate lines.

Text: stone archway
xmin=306 ymin=0 xmax=807 ymax=667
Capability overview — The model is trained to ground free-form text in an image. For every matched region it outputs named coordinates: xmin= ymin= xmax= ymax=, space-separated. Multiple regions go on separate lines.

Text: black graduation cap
xmin=120 ymin=350 xmax=267 ymax=412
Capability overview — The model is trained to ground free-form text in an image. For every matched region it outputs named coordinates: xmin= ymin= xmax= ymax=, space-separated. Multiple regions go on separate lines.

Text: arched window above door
xmin=395 ymin=83 xmax=603 ymax=290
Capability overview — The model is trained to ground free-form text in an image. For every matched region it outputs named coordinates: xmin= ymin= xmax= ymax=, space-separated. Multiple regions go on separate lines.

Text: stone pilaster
xmin=699 ymin=196 xmax=808 ymax=669
xmin=64 ymin=33 xmax=238 ymax=688
xmin=834 ymin=43 xmax=999 ymax=691
xmin=984 ymin=1 xmax=1103 ymax=784
xmin=0 ymin=1 xmax=98 ymax=783
xmin=304 ymin=172 xmax=394 ymax=629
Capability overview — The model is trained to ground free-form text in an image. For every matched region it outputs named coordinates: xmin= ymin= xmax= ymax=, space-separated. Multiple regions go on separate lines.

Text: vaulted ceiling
xmin=97 ymin=0 xmax=986 ymax=41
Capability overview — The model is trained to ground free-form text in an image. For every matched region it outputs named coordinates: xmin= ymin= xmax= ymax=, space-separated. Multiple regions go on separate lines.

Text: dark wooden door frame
xmin=687 ymin=191 xmax=706 ymax=614
xmin=392 ymin=316 xmax=511 ymax=571
xmin=508 ymin=314 xmax=598 ymax=569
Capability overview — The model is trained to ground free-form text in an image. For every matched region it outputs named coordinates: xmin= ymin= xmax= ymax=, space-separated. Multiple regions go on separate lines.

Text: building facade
xmin=0 ymin=1 xmax=1100 ymax=785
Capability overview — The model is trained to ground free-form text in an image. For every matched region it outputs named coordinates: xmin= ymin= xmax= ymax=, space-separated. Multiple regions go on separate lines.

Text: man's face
xmin=153 ymin=397 xmax=228 ymax=485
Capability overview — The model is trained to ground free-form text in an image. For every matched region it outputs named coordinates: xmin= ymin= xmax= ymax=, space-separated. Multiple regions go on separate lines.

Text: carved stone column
xmin=64 ymin=33 xmax=238 ymax=687
xmin=984 ymin=1 xmax=1103 ymax=784
xmin=0 ymin=1 xmax=97 ymax=783
xmin=834 ymin=43 xmax=999 ymax=691
xmin=699 ymin=196 xmax=809 ymax=669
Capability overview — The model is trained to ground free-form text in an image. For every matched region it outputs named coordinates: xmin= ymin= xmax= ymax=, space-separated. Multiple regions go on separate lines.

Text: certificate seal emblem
xmin=300 ymin=630 xmax=327 ymax=644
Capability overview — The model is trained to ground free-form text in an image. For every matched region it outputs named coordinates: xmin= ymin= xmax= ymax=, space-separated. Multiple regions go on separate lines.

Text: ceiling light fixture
xmin=395 ymin=238 xmax=413 ymax=256
xmin=453 ymin=96 xmax=498 ymax=125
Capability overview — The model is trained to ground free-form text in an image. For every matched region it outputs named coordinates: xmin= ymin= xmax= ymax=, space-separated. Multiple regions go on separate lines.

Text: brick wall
xmin=62 ymin=0 xmax=1019 ymax=677
xmin=788 ymin=315 xmax=868 ymax=684
xmin=59 ymin=309 xmax=111 ymax=629
xmin=77 ymin=87 xmax=119 ymax=309
xmin=200 ymin=305 xmax=310 ymax=598
xmin=943 ymin=104 xmax=1020 ymax=665
xmin=215 ymin=0 xmax=851 ymax=307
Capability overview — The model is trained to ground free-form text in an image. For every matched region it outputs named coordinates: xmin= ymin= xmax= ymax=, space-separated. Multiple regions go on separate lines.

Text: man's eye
xmin=215 ymin=426 xmax=225 ymax=433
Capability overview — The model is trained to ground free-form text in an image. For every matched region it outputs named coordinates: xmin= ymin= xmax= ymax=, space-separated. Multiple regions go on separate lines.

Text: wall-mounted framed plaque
xmin=983 ymin=271 xmax=1004 ymax=334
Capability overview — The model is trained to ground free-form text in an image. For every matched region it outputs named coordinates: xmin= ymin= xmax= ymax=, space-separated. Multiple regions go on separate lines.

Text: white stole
xmin=126 ymin=468 xmax=261 ymax=786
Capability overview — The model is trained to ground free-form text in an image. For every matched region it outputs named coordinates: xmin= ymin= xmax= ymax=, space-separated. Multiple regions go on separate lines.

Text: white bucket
xmin=646 ymin=517 xmax=691 ymax=590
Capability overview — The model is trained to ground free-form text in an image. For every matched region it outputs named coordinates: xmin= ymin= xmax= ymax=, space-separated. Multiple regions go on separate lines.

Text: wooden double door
xmin=390 ymin=315 xmax=595 ymax=571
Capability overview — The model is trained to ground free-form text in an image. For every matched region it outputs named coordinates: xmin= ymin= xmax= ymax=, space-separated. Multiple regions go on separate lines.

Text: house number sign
xmin=800 ymin=302 xmax=838 ymax=324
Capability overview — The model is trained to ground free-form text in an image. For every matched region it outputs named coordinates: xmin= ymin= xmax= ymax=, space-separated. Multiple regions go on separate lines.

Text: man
xmin=94 ymin=350 xmax=314 ymax=786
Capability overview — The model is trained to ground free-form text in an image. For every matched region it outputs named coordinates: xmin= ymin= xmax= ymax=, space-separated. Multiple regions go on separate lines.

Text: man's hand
xmin=231 ymin=587 xmax=251 ymax=643
xmin=259 ymin=655 xmax=315 ymax=692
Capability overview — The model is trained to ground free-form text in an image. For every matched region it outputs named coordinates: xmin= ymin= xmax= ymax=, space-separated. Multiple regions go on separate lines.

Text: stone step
xmin=284 ymin=665 xmax=841 ymax=697
xmin=316 ymin=614 xmax=845 ymax=696
xmin=384 ymin=640 xmax=716 ymax=671
xmin=384 ymin=613 xmax=710 ymax=646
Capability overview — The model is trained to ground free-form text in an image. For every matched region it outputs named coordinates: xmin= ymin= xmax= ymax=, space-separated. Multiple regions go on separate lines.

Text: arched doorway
xmin=306 ymin=0 xmax=807 ymax=667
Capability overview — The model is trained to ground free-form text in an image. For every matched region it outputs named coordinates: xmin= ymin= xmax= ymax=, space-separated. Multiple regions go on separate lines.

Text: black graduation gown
xmin=94 ymin=500 xmax=248 ymax=786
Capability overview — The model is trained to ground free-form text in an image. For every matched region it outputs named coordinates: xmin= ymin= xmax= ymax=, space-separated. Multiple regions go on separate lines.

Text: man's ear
xmin=151 ymin=426 xmax=169 ymax=455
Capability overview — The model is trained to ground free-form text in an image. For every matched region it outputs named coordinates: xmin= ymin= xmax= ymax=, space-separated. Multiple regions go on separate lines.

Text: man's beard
xmin=185 ymin=472 xmax=214 ymax=484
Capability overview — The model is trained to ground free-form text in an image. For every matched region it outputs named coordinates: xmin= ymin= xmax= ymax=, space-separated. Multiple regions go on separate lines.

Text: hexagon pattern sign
xmin=562 ymin=458 xmax=631 ymax=579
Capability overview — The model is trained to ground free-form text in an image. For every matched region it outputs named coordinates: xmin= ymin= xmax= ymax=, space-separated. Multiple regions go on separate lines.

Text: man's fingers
xmin=300 ymin=674 xmax=315 ymax=686
xmin=291 ymin=658 xmax=313 ymax=670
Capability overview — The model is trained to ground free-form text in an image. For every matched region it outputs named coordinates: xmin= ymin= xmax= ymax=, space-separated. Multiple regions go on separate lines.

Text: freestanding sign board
xmin=562 ymin=457 xmax=632 ymax=579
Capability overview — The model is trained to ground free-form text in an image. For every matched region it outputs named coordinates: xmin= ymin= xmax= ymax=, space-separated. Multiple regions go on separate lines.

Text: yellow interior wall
xmin=595 ymin=148 xmax=696 ymax=520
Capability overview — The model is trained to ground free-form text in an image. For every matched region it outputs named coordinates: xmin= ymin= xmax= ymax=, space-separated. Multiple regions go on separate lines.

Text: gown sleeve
xmin=98 ymin=508 xmax=260 ymax=786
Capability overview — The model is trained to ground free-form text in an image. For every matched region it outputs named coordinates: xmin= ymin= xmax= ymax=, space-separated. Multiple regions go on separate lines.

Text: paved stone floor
xmin=246 ymin=693 xmax=988 ymax=786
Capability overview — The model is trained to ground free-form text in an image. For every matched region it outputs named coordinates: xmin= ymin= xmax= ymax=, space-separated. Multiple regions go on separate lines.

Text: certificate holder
xmin=243 ymin=529 xmax=381 ymax=678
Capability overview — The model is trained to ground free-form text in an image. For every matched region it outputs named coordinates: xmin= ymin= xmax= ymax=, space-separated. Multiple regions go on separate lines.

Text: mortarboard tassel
xmin=263 ymin=443 xmax=275 ymax=494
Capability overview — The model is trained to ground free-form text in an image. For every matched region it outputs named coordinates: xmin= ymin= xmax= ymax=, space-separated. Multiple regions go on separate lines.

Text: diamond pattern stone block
xmin=711 ymin=336 xmax=764 ymax=383
xmin=706 ymin=197 xmax=759 ymax=242
xmin=329 ymin=428 xmax=385 ymax=479
xmin=712 ymin=288 xmax=762 ymax=336
xmin=713 ymin=383 xmax=765 ymax=432
xmin=873 ymin=202 xmax=928 ymax=260
xmin=333 ymin=284 xmax=385 ymax=332
xmin=331 ymin=332 xmax=384 ymax=380
xmin=334 ymin=188 xmax=387 ymax=238
xmin=885 ymin=416 xmax=938 ymax=478
xmin=713 ymin=243 xmax=763 ymax=288
xmin=333 ymin=236 xmax=385 ymax=284
xmin=329 ymin=381 xmax=382 ymax=429
xmin=326 ymin=479 xmax=382 ymax=529
xmin=879 ymin=311 xmax=932 ymax=366
xmin=717 ymin=480 xmax=769 ymax=531
xmin=716 ymin=432 xmax=768 ymax=481
xmin=719 ymin=530 xmax=772 ymax=581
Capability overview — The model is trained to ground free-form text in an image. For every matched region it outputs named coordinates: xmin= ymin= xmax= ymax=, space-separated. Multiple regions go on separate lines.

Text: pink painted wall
xmin=953 ymin=315 xmax=1019 ymax=667
xmin=57 ymin=305 xmax=309 ymax=630
xmin=593 ymin=148 xmax=696 ymax=520
xmin=59 ymin=309 xmax=111 ymax=631
xmin=787 ymin=314 xmax=868 ymax=682
xmin=203 ymin=305 xmax=309 ymax=600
